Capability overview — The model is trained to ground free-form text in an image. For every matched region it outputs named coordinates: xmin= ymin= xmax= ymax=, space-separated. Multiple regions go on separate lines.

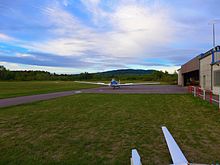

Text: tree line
xmin=0 ymin=65 xmax=178 ymax=84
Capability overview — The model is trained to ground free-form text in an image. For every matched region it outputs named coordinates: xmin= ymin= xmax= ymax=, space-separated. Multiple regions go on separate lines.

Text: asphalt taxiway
xmin=0 ymin=85 xmax=187 ymax=108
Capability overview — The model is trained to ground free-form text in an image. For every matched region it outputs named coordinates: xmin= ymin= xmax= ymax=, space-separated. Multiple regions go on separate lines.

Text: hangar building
xmin=178 ymin=46 xmax=220 ymax=94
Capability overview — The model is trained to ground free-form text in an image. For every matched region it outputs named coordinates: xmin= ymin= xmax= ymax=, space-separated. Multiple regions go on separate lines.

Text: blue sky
xmin=0 ymin=0 xmax=219 ymax=74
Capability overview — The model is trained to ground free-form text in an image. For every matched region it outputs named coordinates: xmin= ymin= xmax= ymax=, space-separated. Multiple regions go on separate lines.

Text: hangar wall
xmin=177 ymin=69 xmax=183 ymax=86
xmin=199 ymin=47 xmax=220 ymax=94
xmin=178 ymin=46 xmax=220 ymax=95
xmin=213 ymin=64 xmax=220 ymax=94
xmin=178 ymin=56 xmax=200 ymax=86
xmin=200 ymin=55 xmax=212 ymax=90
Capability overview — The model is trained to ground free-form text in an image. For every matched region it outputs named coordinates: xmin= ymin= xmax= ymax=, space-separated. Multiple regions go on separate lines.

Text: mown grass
xmin=0 ymin=94 xmax=220 ymax=164
xmin=0 ymin=81 xmax=99 ymax=99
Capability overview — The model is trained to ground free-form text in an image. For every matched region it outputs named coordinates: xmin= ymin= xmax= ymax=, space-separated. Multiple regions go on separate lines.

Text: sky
xmin=0 ymin=0 xmax=220 ymax=74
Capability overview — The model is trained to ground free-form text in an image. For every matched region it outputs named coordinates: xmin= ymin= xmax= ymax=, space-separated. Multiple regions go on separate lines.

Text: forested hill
xmin=96 ymin=69 xmax=155 ymax=76
xmin=0 ymin=65 xmax=177 ymax=83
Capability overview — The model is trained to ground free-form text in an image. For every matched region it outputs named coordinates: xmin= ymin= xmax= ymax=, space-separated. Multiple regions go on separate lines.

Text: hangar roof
xmin=199 ymin=45 xmax=220 ymax=60
xmin=180 ymin=46 xmax=220 ymax=74
xmin=181 ymin=56 xmax=200 ymax=74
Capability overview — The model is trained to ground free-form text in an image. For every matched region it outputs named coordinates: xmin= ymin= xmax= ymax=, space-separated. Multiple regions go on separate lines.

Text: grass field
xmin=1 ymin=94 xmax=220 ymax=164
xmin=0 ymin=81 xmax=99 ymax=99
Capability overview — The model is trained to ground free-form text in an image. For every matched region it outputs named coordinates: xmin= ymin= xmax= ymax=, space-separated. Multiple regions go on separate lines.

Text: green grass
xmin=0 ymin=81 xmax=99 ymax=99
xmin=0 ymin=94 xmax=220 ymax=164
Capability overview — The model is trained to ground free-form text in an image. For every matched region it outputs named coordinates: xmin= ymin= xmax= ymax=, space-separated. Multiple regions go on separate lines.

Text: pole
xmin=219 ymin=94 xmax=220 ymax=111
xmin=203 ymin=89 xmax=206 ymax=100
xmin=213 ymin=23 xmax=215 ymax=48
xmin=218 ymin=88 xmax=220 ymax=110
xmin=194 ymin=87 xmax=196 ymax=97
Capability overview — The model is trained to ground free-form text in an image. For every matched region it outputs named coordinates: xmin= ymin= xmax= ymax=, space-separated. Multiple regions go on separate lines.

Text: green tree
xmin=0 ymin=65 xmax=6 ymax=71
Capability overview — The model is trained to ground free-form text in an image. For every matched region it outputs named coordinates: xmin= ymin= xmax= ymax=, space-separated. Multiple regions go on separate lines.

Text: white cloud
xmin=0 ymin=61 xmax=179 ymax=74
xmin=0 ymin=61 xmax=94 ymax=74
xmin=0 ymin=33 xmax=15 ymax=41
xmin=29 ymin=1 xmax=176 ymax=59
xmin=62 ymin=0 xmax=70 ymax=6
xmin=27 ymin=4 xmax=96 ymax=56
xmin=97 ymin=3 xmax=175 ymax=57
xmin=0 ymin=1 xmax=183 ymax=74
xmin=15 ymin=53 xmax=35 ymax=58
xmin=111 ymin=3 xmax=174 ymax=43
xmin=80 ymin=0 xmax=107 ymax=25
xmin=80 ymin=0 xmax=101 ymax=8
xmin=31 ymin=38 xmax=93 ymax=56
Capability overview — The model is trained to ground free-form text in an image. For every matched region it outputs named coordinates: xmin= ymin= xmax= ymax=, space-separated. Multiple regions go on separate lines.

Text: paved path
xmin=0 ymin=85 xmax=187 ymax=108
xmin=83 ymin=85 xmax=187 ymax=94
xmin=0 ymin=90 xmax=82 ymax=108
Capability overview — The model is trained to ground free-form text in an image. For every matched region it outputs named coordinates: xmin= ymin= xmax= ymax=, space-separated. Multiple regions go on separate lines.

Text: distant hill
xmin=0 ymin=65 xmax=178 ymax=82
xmin=94 ymin=69 xmax=156 ymax=76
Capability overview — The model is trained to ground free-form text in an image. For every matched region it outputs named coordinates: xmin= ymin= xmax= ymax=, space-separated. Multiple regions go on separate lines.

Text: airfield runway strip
xmin=0 ymin=85 xmax=187 ymax=108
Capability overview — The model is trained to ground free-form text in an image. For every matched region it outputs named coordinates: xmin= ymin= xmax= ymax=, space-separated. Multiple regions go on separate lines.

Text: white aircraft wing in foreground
xmin=131 ymin=126 xmax=208 ymax=165
xmin=131 ymin=149 xmax=142 ymax=165
xmin=162 ymin=126 xmax=208 ymax=165
xmin=162 ymin=126 xmax=188 ymax=165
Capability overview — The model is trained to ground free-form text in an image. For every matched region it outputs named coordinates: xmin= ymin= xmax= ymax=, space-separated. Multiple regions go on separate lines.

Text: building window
xmin=215 ymin=52 xmax=220 ymax=62
xmin=203 ymin=75 xmax=206 ymax=88
xmin=214 ymin=70 xmax=220 ymax=86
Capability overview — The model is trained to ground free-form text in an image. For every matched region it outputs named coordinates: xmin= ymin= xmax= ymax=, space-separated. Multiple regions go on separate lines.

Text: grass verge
xmin=0 ymin=94 xmax=220 ymax=164
xmin=0 ymin=81 xmax=99 ymax=99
